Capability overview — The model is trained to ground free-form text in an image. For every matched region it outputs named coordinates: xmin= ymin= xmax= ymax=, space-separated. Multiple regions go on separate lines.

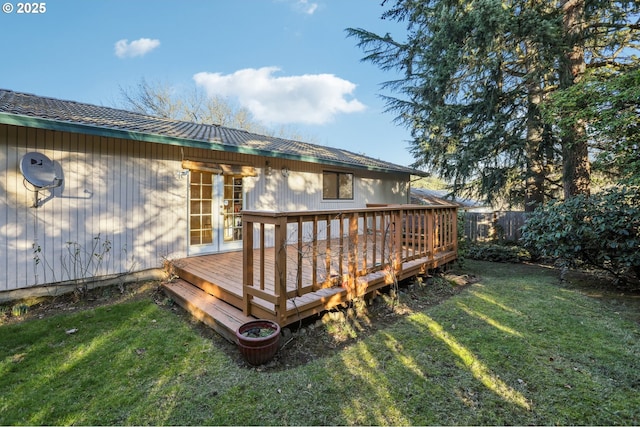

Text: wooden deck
xmin=162 ymin=205 xmax=458 ymax=342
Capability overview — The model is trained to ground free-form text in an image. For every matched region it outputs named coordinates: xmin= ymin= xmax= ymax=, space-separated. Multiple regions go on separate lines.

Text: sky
xmin=0 ymin=0 xmax=417 ymax=167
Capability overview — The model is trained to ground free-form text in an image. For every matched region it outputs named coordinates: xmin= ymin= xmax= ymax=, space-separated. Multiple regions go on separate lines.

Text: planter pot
xmin=236 ymin=319 xmax=281 ymax=366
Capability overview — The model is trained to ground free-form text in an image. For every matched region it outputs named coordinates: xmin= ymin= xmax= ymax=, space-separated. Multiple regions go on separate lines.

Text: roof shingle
xmin=0 ymin=89 xmax=423 ymax=175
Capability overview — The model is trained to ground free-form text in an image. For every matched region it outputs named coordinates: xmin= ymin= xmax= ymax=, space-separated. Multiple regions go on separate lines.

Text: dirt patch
xmin=0 ymin=281 xmax=162 ymax=326
xmin=195 ymin=272 xmax=478 ymax=371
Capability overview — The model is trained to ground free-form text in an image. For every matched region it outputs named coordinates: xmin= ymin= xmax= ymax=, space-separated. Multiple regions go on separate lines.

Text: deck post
xmin=296 ymin=216 xmax=303 ymax=296
xmin=242 ymin=217 xmax=254 ymax=316
xmin=325 ymin=214 xmax=332 ymax=286
xmin=435 ymin=209 xmax=442 ymax=252
xmin=260 ymin=223 xmax=265 ymax=290
xmin=347 ymin=212 xmax=359 ymax=296
xmin=311 ymin=215 xmax=319 ymax=290
xmin=452 ymin=208 xmax=459 ymax=253
xmin=338 ymin=213 xmax=344 ymax=279
xmin=427 ymin=209 xmax=434 ymax=261
xmin=274 ymin=214 xmax=288 ymax=325
xmin=393 ymin=208 xmax=403 ymax=276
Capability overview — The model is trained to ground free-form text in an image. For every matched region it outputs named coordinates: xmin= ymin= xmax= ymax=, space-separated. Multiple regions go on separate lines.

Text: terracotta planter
xmin=236 ymin=319 xmax=281 ymax=366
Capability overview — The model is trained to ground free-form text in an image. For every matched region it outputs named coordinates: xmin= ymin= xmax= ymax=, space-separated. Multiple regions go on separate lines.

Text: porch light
xmin=265 ymin=161 xmax=272 ymax=176
xmin=175 ymin=170 xmax=189 ymax=179
xmin=281 ymin=166 xmax=289 ymax=177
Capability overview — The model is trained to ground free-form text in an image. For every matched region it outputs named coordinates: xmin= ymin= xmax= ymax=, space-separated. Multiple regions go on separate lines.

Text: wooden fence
xmin=464 ymin=211 xmax=527 ymax=242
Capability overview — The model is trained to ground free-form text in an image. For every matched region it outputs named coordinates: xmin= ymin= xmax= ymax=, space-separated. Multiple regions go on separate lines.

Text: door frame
xmin=186 ymin=169 xmax=245 ymax=255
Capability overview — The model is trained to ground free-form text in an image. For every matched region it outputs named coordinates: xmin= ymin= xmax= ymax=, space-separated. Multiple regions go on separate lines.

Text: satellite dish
xmin=20 ymin=152 xmax=62 ymax=189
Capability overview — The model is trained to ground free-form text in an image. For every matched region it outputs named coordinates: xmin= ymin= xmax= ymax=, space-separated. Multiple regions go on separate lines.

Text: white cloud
xmin=114 ymin=38 xmax=160 ymax=58
xmin=193 ymin=67 xmax=366 ymax=125
xmin=294 ymin=0 xmax=318 ymax=15
xmin=278 ymin=0 xmax=319 ymax=15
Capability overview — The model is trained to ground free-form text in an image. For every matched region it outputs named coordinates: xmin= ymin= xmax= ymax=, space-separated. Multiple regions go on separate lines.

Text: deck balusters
xmin=242 ymin=205 xmax=458 ymax=323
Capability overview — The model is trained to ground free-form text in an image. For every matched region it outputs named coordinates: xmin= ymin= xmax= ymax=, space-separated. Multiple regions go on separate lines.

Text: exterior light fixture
xmin=175 ymin=170 xmax=189 ymax=179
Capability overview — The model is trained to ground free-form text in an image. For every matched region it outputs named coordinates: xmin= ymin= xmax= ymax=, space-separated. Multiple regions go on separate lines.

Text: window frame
xmin=322 ymin=170 xmax=354 ymax=200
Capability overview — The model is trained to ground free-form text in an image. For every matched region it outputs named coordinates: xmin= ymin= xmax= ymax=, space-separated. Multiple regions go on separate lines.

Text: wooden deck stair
xmin=162 ymin=279 xmax=254 ymax=343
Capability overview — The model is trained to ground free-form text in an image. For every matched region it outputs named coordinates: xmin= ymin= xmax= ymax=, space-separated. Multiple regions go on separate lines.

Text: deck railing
xmin=242 ymin=205 xmax=458 ymax=324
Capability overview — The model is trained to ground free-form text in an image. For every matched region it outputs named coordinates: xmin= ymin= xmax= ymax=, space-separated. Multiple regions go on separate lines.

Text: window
xmin=323 ymin=171 xmax=353 ymax=200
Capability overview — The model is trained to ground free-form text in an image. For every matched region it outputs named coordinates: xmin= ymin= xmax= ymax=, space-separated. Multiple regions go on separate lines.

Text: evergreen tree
xmin=348 ymin=0 xmax=639 ymax=206
xmin=544 ymin=66 xmax=640 ymax=185
xmin=555 ymin=0 xmax=639 ymax=191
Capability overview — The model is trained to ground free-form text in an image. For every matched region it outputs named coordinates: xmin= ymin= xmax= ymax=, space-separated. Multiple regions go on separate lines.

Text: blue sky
xmin=0 ymin=0 xmax=417 ymax=167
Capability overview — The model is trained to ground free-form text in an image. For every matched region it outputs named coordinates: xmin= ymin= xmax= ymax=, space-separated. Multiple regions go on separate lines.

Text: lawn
xmin=1 ymin=260 xmax=638 ymax=425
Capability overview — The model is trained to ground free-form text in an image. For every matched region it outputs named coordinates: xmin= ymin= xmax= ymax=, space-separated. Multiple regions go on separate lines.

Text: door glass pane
xmin=202 ymin=228 xmax=212 ymax=244
xmin=190 ymin=231 xmax=201 ymax=245
xmin=190 ymin=217 xmax=201 ymax=229
xmin=202 ymin=185 xmax=212 ymax=199
xmin=223 ymin=175 xmax=243 ymax=242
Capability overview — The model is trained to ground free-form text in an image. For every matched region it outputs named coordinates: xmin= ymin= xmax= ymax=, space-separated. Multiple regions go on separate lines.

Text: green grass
xmin=1 ymin=261 xmax=639 ymax=425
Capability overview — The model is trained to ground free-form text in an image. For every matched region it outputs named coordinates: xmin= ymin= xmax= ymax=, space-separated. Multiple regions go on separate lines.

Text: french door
xmin=188 ymin=171 xmax=244 ymax=254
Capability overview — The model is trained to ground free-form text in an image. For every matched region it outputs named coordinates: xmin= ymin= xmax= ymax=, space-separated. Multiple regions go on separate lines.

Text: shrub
xmin=466 ymin=243 xmax=531 ymax=263
xmin=521 ymin=186 xmax=640 ymax=285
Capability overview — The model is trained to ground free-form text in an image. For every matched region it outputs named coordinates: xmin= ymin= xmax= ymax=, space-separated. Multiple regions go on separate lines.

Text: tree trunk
xmin=560 ymin=0 xmax=591 ymax=199
xmin=524 ymin=61 xmax=546 ymax=212
xmin=562 ymin=134 xmax=591 ymax=198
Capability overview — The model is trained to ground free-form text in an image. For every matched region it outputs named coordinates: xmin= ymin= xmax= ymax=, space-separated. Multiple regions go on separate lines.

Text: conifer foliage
xmin=348 ymin=0 xmax=639 ymax=208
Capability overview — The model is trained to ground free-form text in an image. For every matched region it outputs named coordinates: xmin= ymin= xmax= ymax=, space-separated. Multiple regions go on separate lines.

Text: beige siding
xmin=242 ymin=158 xmax=409 ymax=248
xmin=244 ymin=158 xmax=409 ymax=212
xmin=0 ymin=123 xmax=411 ymax=292
xmin=0 ymin=124 xmax=189 ymax=291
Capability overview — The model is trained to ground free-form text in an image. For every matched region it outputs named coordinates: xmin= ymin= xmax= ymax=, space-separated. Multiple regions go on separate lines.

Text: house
xmin=410 ymin=187 xmax=488 ymax=211
xmin=0 ymin=89 xmax=458 ymax=338
xmin=0 ymin=90 xmax=457 ymax=341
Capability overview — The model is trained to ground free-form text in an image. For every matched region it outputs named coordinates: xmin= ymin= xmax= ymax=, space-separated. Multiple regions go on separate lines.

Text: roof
xmin=0 ymin=89 xmax=425 ymax=176
xmin=410 ymin=187 xmax=486 ymax=209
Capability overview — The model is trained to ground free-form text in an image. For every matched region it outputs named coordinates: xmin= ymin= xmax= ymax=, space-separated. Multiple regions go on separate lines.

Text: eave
xmin=0 ymin=111 xmax=427 ymax=176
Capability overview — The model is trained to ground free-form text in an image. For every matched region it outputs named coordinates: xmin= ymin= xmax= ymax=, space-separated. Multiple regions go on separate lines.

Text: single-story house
xmin=0 ymin=88 xmax=433 ymax=300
